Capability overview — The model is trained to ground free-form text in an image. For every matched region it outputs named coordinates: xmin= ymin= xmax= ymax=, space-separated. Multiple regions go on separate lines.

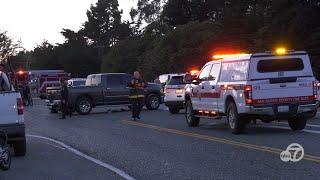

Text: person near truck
xmin=128 ymin=71 xmax=146 ymax=121
xmin=22 ymin=82 xmax=31 ymax=106
xmin=60 ymin=80 xmax=70 ymax=119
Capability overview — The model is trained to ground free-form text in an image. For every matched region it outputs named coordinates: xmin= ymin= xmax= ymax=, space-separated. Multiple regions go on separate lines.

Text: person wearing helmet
xmin=128 ymin=71 xmax=146 ymax=121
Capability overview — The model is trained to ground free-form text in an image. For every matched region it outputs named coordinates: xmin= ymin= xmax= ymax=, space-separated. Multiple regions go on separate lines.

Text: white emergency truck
xmin=185 ymin=49 xmax=318 ymax=134
xmin=0 ymin=71 xmax=26 ymax=156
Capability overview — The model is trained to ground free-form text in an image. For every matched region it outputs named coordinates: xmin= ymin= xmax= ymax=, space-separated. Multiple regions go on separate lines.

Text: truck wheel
xmin=288 ymin=117 xmax=307 ymax=131
xmin=146 ymin=94 xmax=160 ymax=110
xmin=13 ymin=138 xmax=26 ymax=157
xmin=169 ymin=107 xmax=180 ymax=114
xmin=50 ymin=107 xmax=58 ymax=114
xmin=76 ymin=97 xmax=92 ymax=115
xmin=185 ymin=101 xmax=200 ymax=127
xmin=227 ymin=102 xmax=245 ymax=134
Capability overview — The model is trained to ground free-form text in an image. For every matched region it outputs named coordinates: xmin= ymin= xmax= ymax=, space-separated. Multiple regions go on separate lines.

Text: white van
xmin=0 ymin=71 xmax=26 ymax=156
xmin=185 ymin=50 xmax=318 ymax=134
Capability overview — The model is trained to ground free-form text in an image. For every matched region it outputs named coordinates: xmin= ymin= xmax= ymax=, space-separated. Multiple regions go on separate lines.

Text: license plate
xmin=278 ymin=106 xmax=289 ymax=112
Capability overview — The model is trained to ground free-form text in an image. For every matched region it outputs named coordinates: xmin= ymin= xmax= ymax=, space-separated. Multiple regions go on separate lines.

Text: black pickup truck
xmin=47 ymin=73 xmax=163 ymax=115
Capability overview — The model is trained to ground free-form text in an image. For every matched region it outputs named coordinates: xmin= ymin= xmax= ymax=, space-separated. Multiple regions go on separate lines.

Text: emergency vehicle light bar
xmin=212 ymin=53 xmax=251 ymax=59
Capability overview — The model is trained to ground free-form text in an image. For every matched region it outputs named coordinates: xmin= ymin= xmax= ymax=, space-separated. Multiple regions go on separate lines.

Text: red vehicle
xmin=16 ymin=70 xmax=71 ymax=98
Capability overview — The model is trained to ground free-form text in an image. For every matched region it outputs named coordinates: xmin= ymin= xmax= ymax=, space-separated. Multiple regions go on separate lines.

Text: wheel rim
xmin=150 ymin=97 xmax=159 ymax=109
xmin=1 ymin=151 xmax=9 ymax=166
xmin=79 ymin=100 xmax=91 ymax=113
xmin=228 ymin=109 xmax=236 ymax=129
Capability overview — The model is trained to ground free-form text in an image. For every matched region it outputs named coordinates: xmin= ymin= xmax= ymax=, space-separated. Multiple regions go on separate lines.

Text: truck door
xmin=192 ymin=64 xmax=212 ymax=110
xmin=104 ymin=74 xmax=130 ymax=105
xmin=201 ymin=63 xmax=221 ymax=111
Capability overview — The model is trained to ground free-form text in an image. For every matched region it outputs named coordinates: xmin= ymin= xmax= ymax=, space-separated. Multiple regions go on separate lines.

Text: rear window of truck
xmin=257 ymin=58 xmax=304 ymax=73
xmin=167 ymin=76 xmax=185 ymax=85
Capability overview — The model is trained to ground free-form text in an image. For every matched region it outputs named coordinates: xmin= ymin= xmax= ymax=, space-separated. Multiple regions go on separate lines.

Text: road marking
xmin=27 ymin=134 xmax=135 ymax=180
xmin=260 ymin=125 xmax=320 ymax=134
xmin=277 ymin=122 xmax=320 ymax=128
xmin=122 ymin=120 xmax=320 ymax=163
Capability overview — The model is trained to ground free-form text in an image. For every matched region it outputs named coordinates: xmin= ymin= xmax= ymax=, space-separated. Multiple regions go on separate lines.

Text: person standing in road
xmin=23 ymin=82 xmax=32 ymax=106
xmin=129 ymin=71 xmax=146 ymax=121
xmin=60 ymin=80 xmax=69 ymax=119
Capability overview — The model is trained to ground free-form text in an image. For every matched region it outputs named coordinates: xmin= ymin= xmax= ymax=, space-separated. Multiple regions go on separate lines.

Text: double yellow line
xmin=122 ymin=120 xmax=320 ymax=163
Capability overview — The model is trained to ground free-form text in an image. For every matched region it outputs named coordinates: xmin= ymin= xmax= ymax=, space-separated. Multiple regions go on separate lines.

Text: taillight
xmin=17 ymin=98 xmax=24 ymax=115
xmin=164 ymin=87 xmax=168 ymax=94
xmin=244 ymin=85 xmax=253 ymax=105
xmin=313 ymin=81 xmax=318 ymax=100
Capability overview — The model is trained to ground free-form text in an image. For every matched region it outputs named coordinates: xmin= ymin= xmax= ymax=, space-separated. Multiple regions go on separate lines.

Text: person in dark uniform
xmin=128 ymin=71 xmax=146 ymax=121
xmin=60 ymin=80 xmax=69 ymax=119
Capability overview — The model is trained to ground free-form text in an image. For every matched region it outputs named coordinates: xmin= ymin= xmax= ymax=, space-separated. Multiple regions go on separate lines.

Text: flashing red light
xmin=17 ymin=70 xmax=25 ymax=75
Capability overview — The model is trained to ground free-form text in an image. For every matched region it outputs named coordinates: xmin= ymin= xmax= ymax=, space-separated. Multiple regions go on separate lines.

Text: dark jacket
xmin=61 ymin=84 xmax=69 ymax=101
xmin=128 ymin=78 xmax=145 ymax=98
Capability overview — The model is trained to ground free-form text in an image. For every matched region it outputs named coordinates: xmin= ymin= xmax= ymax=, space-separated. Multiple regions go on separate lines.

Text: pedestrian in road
xmin=60 ymin=79 xmax=70 ymax=119
xmin=23 ymin=82 xmax=32 ymax=106
xmin=128 ymin=71 xmax=146 ymax=121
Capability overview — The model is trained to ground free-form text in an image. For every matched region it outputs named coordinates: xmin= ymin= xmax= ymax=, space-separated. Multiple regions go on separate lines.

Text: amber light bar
xmin=213 ymin=53 xmax=250 ymax=59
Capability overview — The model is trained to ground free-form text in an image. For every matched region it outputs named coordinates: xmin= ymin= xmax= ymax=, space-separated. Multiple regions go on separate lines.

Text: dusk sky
xmin=0 ymin=0 xmax=137 ymax=50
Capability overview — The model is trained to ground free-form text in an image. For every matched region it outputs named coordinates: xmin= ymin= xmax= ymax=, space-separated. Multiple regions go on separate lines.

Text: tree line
xmin=1 ymin=0 xmax=320 ymax=80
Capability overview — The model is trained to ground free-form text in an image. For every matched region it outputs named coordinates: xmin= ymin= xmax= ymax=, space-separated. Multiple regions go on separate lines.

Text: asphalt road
xmin=3 ymin=99 xmax=320 ymax=179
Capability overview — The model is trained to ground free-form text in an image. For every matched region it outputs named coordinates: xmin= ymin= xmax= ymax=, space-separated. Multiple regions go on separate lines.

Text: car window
xmin=220 ymin=61 xmax=249 ymax=82
xmin=198 ymin=65 xmax=212 ymax=80
xmin=257 ymin=58 xmax=304 ymax=73
xmin=167 ymin=76 xmax=185 ymax=85
xmin=209 ymin=63 xmax=221 ymax=81
xmin=107 ymin=75 xmax=122 ymax=87
xmin=91 ymin=75 xmax=102 ymax=86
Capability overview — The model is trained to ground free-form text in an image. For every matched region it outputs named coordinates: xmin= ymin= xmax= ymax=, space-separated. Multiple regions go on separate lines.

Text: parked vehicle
xmin=185 ymin=49 xmax=319 ymax=134
xmin=47 ymin=73 xmax=164 ymax=115
xmin=164 ymin=74 xmax=187 ymax=114
xmin=45 ymin=86 xmax=62 ymax=113
xmin=0 ymin=131 xmax=11 ymax=171
xmin=0 ymin=74 xmax=26 ymax=156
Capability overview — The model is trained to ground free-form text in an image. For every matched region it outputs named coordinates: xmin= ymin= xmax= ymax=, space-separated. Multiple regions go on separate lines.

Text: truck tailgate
xmin=251 ymin=78 xmax=314 ymax=104
xmin=0 ymin=92 xmax=20 ymax=124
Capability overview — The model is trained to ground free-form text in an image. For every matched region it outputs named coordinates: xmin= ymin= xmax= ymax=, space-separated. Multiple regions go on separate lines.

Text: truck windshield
xmin=257 ymin=58 xmax=304 ymax=73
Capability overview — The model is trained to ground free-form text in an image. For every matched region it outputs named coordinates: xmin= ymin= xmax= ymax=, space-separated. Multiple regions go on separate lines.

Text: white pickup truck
xmin=0 ymin=71 xmax=26 ymax=156
xmin=185 ymin=50 xmax=319 ymax=134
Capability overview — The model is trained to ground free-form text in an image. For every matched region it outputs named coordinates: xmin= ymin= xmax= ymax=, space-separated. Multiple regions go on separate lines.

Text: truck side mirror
xmin=191 ymin=78 xmax=201 ymax=85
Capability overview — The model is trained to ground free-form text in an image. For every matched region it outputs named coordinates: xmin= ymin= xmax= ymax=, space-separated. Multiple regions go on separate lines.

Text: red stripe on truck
xmin=201 ymin=92 xmax=220 ymax=98
xmin=252 ymin=96 xmax=314 ymax=105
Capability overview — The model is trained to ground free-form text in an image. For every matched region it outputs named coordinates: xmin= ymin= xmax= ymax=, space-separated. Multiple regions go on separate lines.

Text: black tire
xmin=13 ymin=138 xmax=26 ymax=157
xmin=50 ymin=107 xmax=59 ymax=114
xmin=227 ymin=102 xmax=245 ymax=134
xmin=185 ymin=101 xmax=200 ymax=127
xmin=76 ymin=96 xmax=92 ymax=115
xmin=288 ymin=117 xmax=307 ymax=131
xmin=146 ymin=94 xmax=160 ymax=110
xmin=169 ymin=107 xmax=180 ymax=114
xmin=0 ymin=146 xmax=11 ymax=170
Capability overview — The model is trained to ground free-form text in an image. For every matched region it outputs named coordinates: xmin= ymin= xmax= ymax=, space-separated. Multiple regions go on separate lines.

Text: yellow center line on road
xmin=121 ymin=120 xmax=320 ymax=163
